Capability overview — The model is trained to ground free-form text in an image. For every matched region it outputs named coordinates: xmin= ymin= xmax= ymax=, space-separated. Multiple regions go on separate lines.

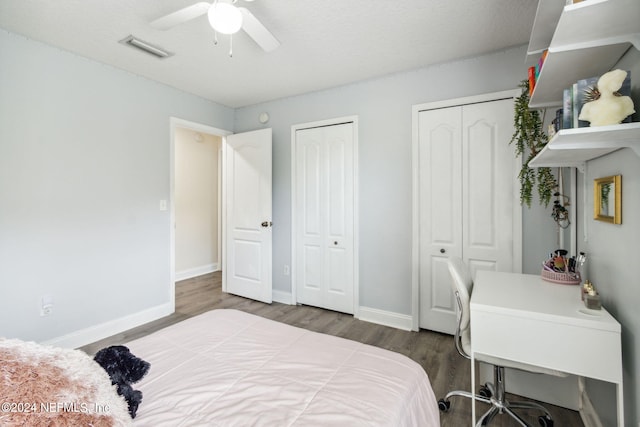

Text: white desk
xmin=470 ymin=271 xmax=623 ymax=426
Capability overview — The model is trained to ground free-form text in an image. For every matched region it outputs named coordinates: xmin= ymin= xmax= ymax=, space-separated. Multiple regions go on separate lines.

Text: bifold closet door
xmin=294 ymin=123 xmax=354 ymax=314
xmin=418 ymin=98 xmax=516 ymax=334
xmin=461 ymin=100 xmax=515 ymax=274
xmin=418 ymin=106 xmax=463 ymax=334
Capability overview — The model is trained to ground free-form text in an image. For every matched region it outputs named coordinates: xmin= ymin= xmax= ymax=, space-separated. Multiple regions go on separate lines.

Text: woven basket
xmin=541 ymin=268 xmax=581 ymax=285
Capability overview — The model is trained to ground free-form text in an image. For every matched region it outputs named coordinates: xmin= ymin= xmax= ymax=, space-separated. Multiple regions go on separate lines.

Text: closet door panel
xmin=431 ymin=125 xmax=459 ymax=245
xmin=418 ymin=106 xmax=462 ymax=334
xmin=325 ymin=123 xmax=354 ymax=313
xmin=302 ymin=142 xmax=322 ymax=236
xmin=296 ymin=128 xmax=325 ymax=305
xmin=328 ymin=246 xmax=347 ymax=293
xmin=462 ymin=99 xmax=515 ymax=272
xmin=328 ymin=136 xmax=346 ymax=237
xmin=303 ymin=245 xmax=322 ymax=291
xmin=466 ymin=121 xmax=496 ymax=248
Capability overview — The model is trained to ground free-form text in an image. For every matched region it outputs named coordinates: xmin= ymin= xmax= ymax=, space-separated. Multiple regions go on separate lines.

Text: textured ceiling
xmin=0 ymin=0 xmax=538 ymax=108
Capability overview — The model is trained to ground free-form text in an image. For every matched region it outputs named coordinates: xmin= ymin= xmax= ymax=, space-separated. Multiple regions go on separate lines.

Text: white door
xmin=418 ymin=98 xmax=516 ymax=334
xmin=462 ymin=100 xmax=515 ymax=274
xmin=294 ymin=122 xmax=355 ymax=314
xmin=418 ymin=106 xmax=463 ymax=333
xmin=223 ymin=128 xmax=272 ymax=303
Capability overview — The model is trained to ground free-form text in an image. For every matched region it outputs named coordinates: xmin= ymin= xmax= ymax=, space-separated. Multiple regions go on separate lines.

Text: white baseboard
xmin=272 ymin=289 xmax=293 ymax=305
xmin=357 ymin=306 xmax=413 ymax=331
xmin=175 ymin=263 xmax=218 ymax=282
xmin=579 ymin=387 xmax=604 ymax=427
xmin=42 ymin=302 xmax=174 ymax=350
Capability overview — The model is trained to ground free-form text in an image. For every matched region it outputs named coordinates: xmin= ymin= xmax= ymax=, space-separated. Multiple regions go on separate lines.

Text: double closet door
xmin=417 ymin=98 xmax=518 ymax=334
xmin=293 ymin=121 xmax=356 ymax=314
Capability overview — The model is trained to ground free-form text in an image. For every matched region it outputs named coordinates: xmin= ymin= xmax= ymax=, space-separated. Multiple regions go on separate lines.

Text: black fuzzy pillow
xmin=94 ymin=345 xmax=150 ymax=418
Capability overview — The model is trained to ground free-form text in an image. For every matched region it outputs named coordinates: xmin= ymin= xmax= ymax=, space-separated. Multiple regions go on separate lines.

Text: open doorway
xmin=170 ymin=118 xmax=231 ymax=290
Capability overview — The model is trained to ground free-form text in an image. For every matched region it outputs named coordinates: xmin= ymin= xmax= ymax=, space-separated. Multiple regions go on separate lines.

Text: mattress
xmin=126 ymin=309 xmax=440 ymax=426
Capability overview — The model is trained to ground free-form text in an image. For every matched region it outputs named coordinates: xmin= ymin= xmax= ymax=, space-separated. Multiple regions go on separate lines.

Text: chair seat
xmin=477 ymin=353 xmax=568 ymax=377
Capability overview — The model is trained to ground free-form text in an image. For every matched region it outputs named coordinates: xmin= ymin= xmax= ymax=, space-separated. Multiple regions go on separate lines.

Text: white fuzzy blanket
xmin=0 ymin=338 xmax=131 ymax=427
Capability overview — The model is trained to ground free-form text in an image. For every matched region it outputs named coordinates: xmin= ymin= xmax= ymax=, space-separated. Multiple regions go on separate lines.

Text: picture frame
xmin=594 ymin=175 xmax=621 ymax=224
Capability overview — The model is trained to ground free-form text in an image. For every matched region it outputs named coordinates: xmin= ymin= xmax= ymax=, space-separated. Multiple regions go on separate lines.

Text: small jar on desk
xmin=582 ymin=280 xmax=602 ymax=310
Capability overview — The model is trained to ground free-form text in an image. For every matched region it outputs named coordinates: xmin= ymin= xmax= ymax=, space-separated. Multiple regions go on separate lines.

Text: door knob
xmin=261 ymin=221 xmax=272 ymax=227
xmin=440 ymin=248 xmax=446 ymax=254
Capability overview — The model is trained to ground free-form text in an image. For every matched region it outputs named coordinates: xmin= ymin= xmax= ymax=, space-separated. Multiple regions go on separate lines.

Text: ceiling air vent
xmin=119 ymin=35 xmax=173 ymax=59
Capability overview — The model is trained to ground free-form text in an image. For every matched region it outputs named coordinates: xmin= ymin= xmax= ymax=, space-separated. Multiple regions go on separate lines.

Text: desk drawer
xmin=471 ymin=310 xmax=622 ymax=383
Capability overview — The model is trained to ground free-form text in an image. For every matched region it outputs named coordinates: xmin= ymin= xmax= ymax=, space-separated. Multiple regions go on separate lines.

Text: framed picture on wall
xmin=594 ymin=175 xmax=621 ymax=224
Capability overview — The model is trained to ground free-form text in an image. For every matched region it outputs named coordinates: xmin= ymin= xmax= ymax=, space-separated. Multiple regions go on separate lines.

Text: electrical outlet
xmin=159 ymin=199 xmax=168 ymax=211
xmin=40 ymin=304 xmax=53 ymax=316
xmin=283 ymin=265 xmax=290 ymax=276
xmin=40 ymin=295 xmax=54 ymax=317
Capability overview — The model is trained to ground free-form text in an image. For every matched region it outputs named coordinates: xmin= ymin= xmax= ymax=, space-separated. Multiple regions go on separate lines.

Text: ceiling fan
xmin=150 ymin=0 xmax=280 ymax=54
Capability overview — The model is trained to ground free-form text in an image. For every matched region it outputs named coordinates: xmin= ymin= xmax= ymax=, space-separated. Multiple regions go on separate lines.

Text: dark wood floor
xmin=81 ymin=272 xmax=584 ymax=427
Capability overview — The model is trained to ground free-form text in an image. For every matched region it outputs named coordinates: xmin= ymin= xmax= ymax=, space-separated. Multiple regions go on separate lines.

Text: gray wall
xmin=579 ymin=48 xmax=640 ymax=427
xmin=0 ymin=30 xmax=234 ymax=343
xmin=234 ymin=45 xmax=537 ymax=315
xmin=583 ymin=148 xmax=639 ymax=427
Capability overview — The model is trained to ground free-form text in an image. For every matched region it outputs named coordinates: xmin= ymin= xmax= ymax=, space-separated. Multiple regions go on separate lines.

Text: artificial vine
xmin=510 ymin=80 xmax=557 ymax=207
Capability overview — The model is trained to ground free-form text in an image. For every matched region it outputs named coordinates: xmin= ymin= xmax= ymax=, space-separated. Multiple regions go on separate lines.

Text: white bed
xmin=126 ymin=309 xmax=440 ymax=426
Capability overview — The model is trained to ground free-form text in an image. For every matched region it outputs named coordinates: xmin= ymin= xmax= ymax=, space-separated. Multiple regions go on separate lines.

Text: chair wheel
xmin=479 ymin=385 xmax=492 ymax=398
xmin=438 ymin=398 xmax=451 ymax=412
xmin=538 ymin=415 xmax=554 ymax=427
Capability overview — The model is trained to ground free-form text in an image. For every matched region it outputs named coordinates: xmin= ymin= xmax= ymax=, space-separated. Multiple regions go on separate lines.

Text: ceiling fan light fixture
xmin=208 ymin=2 xmax=243 ymax=35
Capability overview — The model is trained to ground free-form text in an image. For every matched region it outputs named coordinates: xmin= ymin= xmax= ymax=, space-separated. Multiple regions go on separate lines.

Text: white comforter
xmin=127 ymin=309 xmax=440 ymax=426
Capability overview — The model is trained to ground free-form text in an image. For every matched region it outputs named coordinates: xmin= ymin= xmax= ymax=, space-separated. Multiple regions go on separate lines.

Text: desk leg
xmin=470 ymin=352 xmax=476 ymax=427
xmin=616 ymin=382 xmax=624 ymax=427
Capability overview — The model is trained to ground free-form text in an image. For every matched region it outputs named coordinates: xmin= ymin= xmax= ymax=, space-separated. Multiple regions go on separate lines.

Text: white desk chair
xmin=438 ymin=256 xmax=563 ymax=427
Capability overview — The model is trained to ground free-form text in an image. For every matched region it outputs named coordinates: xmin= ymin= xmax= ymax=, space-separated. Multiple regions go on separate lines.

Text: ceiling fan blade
xmin=150 ymin=2 xmax=211 ymax=30
xmin=238 ymin=7 xmax=280 ymax=52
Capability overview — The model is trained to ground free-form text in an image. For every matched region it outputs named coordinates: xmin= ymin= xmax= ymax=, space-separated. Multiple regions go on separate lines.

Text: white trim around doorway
xmin=169 ymin=117 xmax=232 ymax=308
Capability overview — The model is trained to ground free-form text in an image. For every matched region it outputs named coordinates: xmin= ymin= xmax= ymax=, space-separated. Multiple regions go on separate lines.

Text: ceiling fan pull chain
xmin=212 ymin=0 xmax=219 ymax=43
xmin=229 ymin=35 xmax=233 ymax=57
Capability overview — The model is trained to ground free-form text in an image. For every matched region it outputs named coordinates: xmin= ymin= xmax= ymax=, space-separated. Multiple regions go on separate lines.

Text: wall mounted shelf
xmin=525 ymin=0 xmax=564 ymax=65
xmin=527 ymin=0 xmax=640 ymax=108
xmin=525 ymin=0 xmax=639 ymax=172
xmin=529 ymin=123 xmax=640 ymax=172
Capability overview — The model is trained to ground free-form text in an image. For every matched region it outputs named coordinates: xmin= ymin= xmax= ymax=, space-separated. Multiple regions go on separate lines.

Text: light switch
xmin=159 ymin=199 xmax=168 ymax=211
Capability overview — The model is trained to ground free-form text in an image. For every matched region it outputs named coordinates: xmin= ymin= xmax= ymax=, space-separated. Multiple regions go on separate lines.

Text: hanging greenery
xmin=510 ymin=80 xmax=557 ymax=207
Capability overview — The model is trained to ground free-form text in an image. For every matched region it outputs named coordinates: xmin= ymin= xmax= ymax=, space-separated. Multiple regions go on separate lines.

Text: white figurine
xmin=578 ymin=69 xmax=635 ymax=127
